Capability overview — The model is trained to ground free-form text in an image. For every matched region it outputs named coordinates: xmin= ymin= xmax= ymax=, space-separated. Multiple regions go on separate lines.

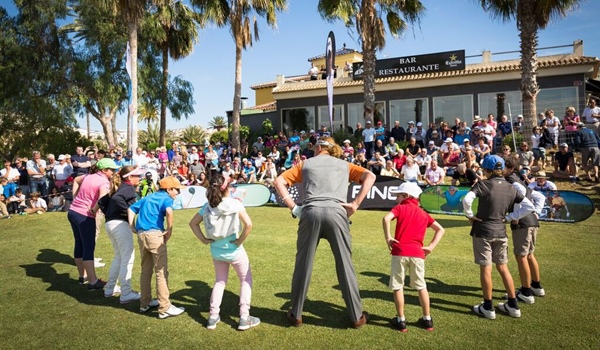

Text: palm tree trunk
xmin=160 ymin=45 xmax=169 ymax=147
xmin=518 ymin=1 xmax=539 ymax=138
xmin=361 ymin=0 xmax=376 ymax=124
xmin=231 ymin=42 xmax=242 ymax=151
xmin=128 ymin=21 xmax=139 ymax=151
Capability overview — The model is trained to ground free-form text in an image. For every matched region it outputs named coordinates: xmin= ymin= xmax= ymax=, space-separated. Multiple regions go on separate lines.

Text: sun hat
xmin=482 ymin=154 xmax=505 ymax=170
xmin=473 ymin=115 xmax=481 ymax=121
xmin=123 ymin=167 xmax=146 ymax=178
xmin=159 ymin=176 xmax=182 ymax=189
xmin=343 ymin=139 xmax=351 ymax=144
xmin=96 ymin=158 xmax=119 ymax=170
xmin=389 ymin=182 xmax=422 ymax=199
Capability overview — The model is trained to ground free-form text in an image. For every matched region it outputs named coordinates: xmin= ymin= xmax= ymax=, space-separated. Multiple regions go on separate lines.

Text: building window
xmin=433 ymin=94 xmax=473 ymax=125
xmin=347 ymin=102 xmax=386 ymax=130
xmin=390 ymin=98 xmax=430 ymax=128
xmin=537 ymin=86 xmax=579 ymax=115
xmin=281 ymin=107 xmax=315 ymax=135
xmin=318 ymin=104 xmax=344 ymax=132
xmin=478 ymin=91 xmax=522 ymax=121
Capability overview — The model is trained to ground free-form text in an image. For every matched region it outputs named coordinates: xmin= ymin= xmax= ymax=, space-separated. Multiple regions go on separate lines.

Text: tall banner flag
xmin=325 ymin=31 xmax=336 ymax=131
xmin=125 ymin=42 xmax=133 ymax=147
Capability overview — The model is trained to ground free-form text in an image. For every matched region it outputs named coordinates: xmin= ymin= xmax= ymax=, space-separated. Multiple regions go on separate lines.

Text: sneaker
xmin=352 ymin=311 xmax=369 ymax=329
xmin=87 ymin=279 xmax=107 ymax=291
xmin=390 ymin=317 xmax=407 ymax=332
xmin=78 ymin=277 xmax=87 ymax=285
xmin=94 ymin=261 xmax=105 ymax=268
xmin=19 ymin=212 xmax=27 ymax=216
xmin=498 ymin=302 xmax=521 ymax=318
xmin=158 ymin=305 xmax=185 ymax=319
xmin=94 ymin=257 xmax=103 ymax=262
xmin=531 ymin=286 xmax=546 ymax=297
xmin=418 ymin=317 xmax=434 ymax=331
xmin=2 ymin=215 xmax=12 ymax=219
xmin=119 ymin=291 xmax=141 ymax=304
xmin=238 ymin=316 xmax=260 ymax=331
xmin=140 ymin=299 xmax=160 ymax=313
xmin=206 ymin=315 xmax=221 ymax=330
xmin=472 ymin=303 xmax=496 ymax=320
xmin=516 ymin=290 xmax=535 ymax=304
xmin=104 ymin=285 xmax=122 ymax=298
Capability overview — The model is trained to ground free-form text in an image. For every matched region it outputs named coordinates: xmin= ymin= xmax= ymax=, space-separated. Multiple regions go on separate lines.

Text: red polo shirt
xmin=390 ymin=198 xmax=435 ymax=259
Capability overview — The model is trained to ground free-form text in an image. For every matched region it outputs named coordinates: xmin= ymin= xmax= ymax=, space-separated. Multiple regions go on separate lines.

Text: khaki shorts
xmin=473 ymin=237 xmax=508 ymax=265
xmin=512 ymin=227 xmax=537 ymax=256
xmin=389 ymin=256 xmax=426 ymax=291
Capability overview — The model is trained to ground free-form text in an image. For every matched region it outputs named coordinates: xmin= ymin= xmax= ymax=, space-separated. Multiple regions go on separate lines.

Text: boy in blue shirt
xmin=128 ymin=176 xmax=185 ymax=319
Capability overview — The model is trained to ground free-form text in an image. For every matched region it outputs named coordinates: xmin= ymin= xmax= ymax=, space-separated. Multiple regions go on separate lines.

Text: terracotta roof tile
xmin=245 ymin=101 xmax=277 ymax=111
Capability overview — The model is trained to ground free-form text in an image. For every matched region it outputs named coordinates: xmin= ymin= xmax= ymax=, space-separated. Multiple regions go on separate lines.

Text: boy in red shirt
xmin=382 ymin=182 xmax=445 ymax=332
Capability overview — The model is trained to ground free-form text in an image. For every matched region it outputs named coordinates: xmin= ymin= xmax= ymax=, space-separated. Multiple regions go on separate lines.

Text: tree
xmin=318 ymin=0 xmax=425 ymax=122
xmin=138 ymin=100 xmax=159 ymax=129
xmin=146 ymin=0 xmax=200 ymax=146
xmin=180 ymin=125 xmax=207 ymax=144
xmin=208 ymin=115 xmax=228 ymax=131
xmin=191 ymin=0 xmax=287 ymax=151
xmin=479 ymin=0 xmax=583 ymax=132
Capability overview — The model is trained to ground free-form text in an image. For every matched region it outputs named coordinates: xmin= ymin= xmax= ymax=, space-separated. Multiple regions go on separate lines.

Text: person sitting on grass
xmin=24 ymin=191 xmax=47 ymax=214
xmin=0 ymin=194 xmax=10 ymax=219
xmin=189 ymin=175 xmax=259 ymax=331
xmin=553 ymin=143 xmax=578 ymax=182
xmin=8 ymin=187 xmax=27 ymax=215
xmin=382 ymin=182 xmax=445 ymax=332
xmin=48 ymin=187 xmax=65 ymax=212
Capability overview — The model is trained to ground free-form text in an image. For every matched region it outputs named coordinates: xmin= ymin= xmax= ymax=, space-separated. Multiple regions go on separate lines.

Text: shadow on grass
xmin=170 ymin=280 xmax=291 ymax=330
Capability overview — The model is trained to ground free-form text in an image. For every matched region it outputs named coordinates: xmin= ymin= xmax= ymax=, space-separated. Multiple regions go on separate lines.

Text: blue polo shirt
xmin=129 ymin=190 xmax=174 ymax=231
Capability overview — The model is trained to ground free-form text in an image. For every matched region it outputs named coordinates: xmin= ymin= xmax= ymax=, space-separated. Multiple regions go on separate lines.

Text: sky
xmin=4 ymin=1 xmax=600 ymax=132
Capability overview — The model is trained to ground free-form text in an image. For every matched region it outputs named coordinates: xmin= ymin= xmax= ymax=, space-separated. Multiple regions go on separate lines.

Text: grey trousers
xmin=290 ymin=206 xmax=363 ymax=322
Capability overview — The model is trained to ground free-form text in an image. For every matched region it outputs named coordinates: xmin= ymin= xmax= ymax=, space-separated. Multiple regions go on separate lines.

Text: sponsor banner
xmin=347 ymin=176 xmax=404 ymax=210
xmin=353 ymin=50 xmax=465 ymax=80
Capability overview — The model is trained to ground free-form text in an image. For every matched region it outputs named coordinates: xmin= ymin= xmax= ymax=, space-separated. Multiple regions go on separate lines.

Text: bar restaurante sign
xmin=352 ymin=50 xmax=465 ymax=80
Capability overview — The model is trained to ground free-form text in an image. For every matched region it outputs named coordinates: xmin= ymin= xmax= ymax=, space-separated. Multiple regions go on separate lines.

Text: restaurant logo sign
xmin=353 ymin=50 xmax=465 ymax=80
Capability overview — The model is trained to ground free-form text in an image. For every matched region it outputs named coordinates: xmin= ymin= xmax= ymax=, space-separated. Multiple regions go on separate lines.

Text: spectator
xmin=428 ymin=129 xmax=443 ymax=147
xmin=390 ymin=121 xmax=406 ymax=142
xmin=517 ymin=142 xmax=535 ymax=171
xmin=473 ymin=137 xmax=491 ymax=163
xmin=9 ymin=187 xmax=27 ymax=214
xmin=544 ymin=109 xmax=561 ymax=148
xmin=400 ymin=157 xmax=421 ymax=183
xmin=582 ymin=97 xmax=600 ymax=136
xmin=451 ymin=163 xmax=478 ymax=187
xmin=424 ymin=159 xmax=445 ymax=186
xmin=362 ymin=121 xmax=376 ymax=159
xmin=552 ymin=143 xmax=577 ymax=182
xmin=405 ymin=137 xmax=420 ymax=158
xmin=354 ymin=123 xmax=364 ymax=141
xmin=48 ymin=187 xmax=65 ymax=212
xmin=497 ymin=115 xmax=512 ymax=136
xmin=381 ymin=160 xmax=400 ymax=178
xmin=1 ymin=159 xmax=20 ymax=197
xmin=342 ymin=140 xmax=355 ymax=161
xmin=415 ymin=148 xmax=432 ymax=174
xmin=513 ymin=115 xmax=525 ymax=134
xmin=575 ymin=122 xmax=600 ymax=182
xmin=368 ymin=152 xmax=386 ymax=176
xmin=375 ymin=121 xmax=386 ymax=143
xmin=72 ymin=146 xmax=91 ymax=175
xmin=374 ymin=139 xmax=388 ymax=159
xmin=353 ymin=152 xmax=368 ymax=169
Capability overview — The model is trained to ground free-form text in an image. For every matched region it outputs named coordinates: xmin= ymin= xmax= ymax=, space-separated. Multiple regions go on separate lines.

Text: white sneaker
xmin=104 ymin=285 xmax=121 ymax=298
xmin=94 ymin=257 xmax=103 ymax=262
xmin=472 ymin=303 xmax=496 ymax=320
xmin=94 ymin=261 xmax=105 ymax=268
xmin=158 ymin=304 xmax=185 ymax=319
xmin=516 ymin=291 xmax=535 ymax=304
xmin=119 ymin=291 xmax=141 ymax=304
xmin=238 ymin=316 xmax=260 ymax=330
xmin=531 ymin=286 xmax=546 ymax=297
xmin=498 ymin=302 xmax=522 ymax=318
xmin=140 ymin=299 xmax=160 ymax=313
xmin=206 ymin=315 xmax=221 ymax=330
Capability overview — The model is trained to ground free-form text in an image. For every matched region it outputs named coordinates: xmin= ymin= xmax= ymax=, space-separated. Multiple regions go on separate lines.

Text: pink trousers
xmin=210 ymin=248 xmax=253 ymax=318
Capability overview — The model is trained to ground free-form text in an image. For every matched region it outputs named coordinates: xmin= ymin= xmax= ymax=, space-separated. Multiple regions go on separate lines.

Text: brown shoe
xmin=352 ymin=311 xmax=369 ymax=328
xmin=287 ymin=309 xmax=302 ymax=327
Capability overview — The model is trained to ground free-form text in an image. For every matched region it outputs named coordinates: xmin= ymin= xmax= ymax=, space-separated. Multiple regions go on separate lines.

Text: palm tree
xmin=208 ymin=115 xmax=228 ymax=131
xmin=318 ymin=0 xmax=425 ymax=122
xmin=146 ymin=0 xmax=200 ymax=147
xmin=180 ymin=125 xmax=207 ymax=144
xmin=479 ymin=0 xmax=583 ymax=131
xmin=138 ymin=100 xmax=159 ymax=129
xmin=191 ymin=0 xmax=287 ymax=151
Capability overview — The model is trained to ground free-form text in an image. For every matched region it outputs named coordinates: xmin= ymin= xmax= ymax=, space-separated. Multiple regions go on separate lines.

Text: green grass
xmin=1 ymin=203 xmax=599 ymax=349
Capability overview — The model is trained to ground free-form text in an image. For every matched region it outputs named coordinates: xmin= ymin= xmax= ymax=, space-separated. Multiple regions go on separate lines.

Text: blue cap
xmin=482 ymin=155 xmax=505 ymax=170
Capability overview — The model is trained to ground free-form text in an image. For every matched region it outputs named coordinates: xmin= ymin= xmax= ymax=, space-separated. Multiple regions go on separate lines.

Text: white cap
xmin=389 ymin=182 xmax=422 ymax=199
xmin=343 ymin=139 xmax=351 ymax=144
xmin=428 ymin=140 xmax=435 ymax=145
xmin=58 ymin=154 xmax=66 ymax=160
xmin=408 ymin=121 xmax=415 ymax=124
xmin=517 ymin=114 xmax=523 ymax=119
xmin=445 ymin=137 xmax=453 ymax=142
xmin=416 ymin=122 xmax=423 ymax=127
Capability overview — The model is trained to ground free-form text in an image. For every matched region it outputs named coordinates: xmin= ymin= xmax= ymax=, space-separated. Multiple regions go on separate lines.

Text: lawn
xmin=1 ymin=198 xmax=599 ymax=350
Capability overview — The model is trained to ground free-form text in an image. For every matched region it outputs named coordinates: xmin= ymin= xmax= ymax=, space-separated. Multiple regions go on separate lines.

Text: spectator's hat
xmin=300 ymin=130 xmax=306 ymax=134
xmin=366 ymin=120 xmax=372 ymax=125
xmin=123 ymin=167 xmax=145 ymax=178
xmin=96 ymin=158 xmax=119 ymax=170
xmin=473 ymin=115 xmax=481 ymax=121
xmin=473 ymin=126 xmax=481 ymax=131
xmin=377 ymin=121 xmax=382 ymax=125
xmin=126 ymin=150 xmax=133 ymax=157
xmin=58 ymin=154 xmax=66 ymax=161
xmin=115 ymin=151 xmax=122 ymax=156
xmin=343 ymin=139 xmax=351 ymax=144
xmin=408 ymin=121 xmax=415 ymax=125
xmin=66 ymin=176 xmax=74 ymax=183
xmin=517 ymin=114 xmax=523 ymax=119
xmin=321 ymin=124 xmax=327 ymax=128
xmin=577 ymin=122 xmax=585 ymax=127
xmin=559 ymin=142 xmax=569 ymax=148
xmin=482 ymin=154 xmax=505 ymax=170
xmin=445 ymin=137 xmax=453 ymax=142
xmin=389 ymin=182 xmax=422 ymax=199
xmin=463 ymin=139 xmax=470 ymax=143
xmin=416 ymin=122 xmax=423 ymax=127
xmin=428 ymin=140 xmax=435 ymax=145
xmin=432 ymin=130 xmax=438 ymax=134
xmin=309 ymin=129 xmax=315 ymax=133
xmin=159 ymin=176 xmax=182 ymax=189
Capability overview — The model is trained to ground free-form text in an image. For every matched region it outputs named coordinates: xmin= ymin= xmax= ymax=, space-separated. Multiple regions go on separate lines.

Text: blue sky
xmin=5 ymin=1 xmax=600 ymax=132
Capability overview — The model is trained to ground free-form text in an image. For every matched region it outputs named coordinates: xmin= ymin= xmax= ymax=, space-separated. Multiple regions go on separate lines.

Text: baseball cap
xmin=473 ymin=126 xmax=481 ymax=131
xmin=482 ymin=154 xmax=505 ymax=170
xmin=58 ymin=154 xmax=66 ymax=160
xmin=389 ymin=182 xmax=422 ymax=199
xmin=445 ymin=137 xmax=453 ymax=142
xmin=416 ymin=122 xmax=423 ymax=127
xmin=408 ymin=121 xmax=414 ymax=125
xmin=66 ymin=176 xmax=74 ymax=183
xmin=366 ymin=120 xmax=372 ymax=124
xmin=559 ymin=142 xmax=569 ymax=148
xmin=343 ymin=139 xmax=351 ymax=144
xmin=432 ymin=130 xmax=438 ymax=134
xmin=377 ymin=121 xmax=382 ymax=125
xmin=463 ymin=139 xmax=470 ymax=143
xmin=321 ymin=124 xmax=327 ymax=128
xmin=428 ymin=140 xmax=435 ymax=145
xmin=159 ymin=176 xmax=182 ymax=189
xmin=517 ymin=114 xmax=523 ymax=119
xmin=309 ymin=129 xmax=315 ymax=133
xmin=96 ymin=158 xmax=119 ymax=170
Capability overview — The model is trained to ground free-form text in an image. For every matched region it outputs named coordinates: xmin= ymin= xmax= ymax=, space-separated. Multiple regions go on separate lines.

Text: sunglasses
xmin=503 ymin=148 xmax=510 ymax=151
